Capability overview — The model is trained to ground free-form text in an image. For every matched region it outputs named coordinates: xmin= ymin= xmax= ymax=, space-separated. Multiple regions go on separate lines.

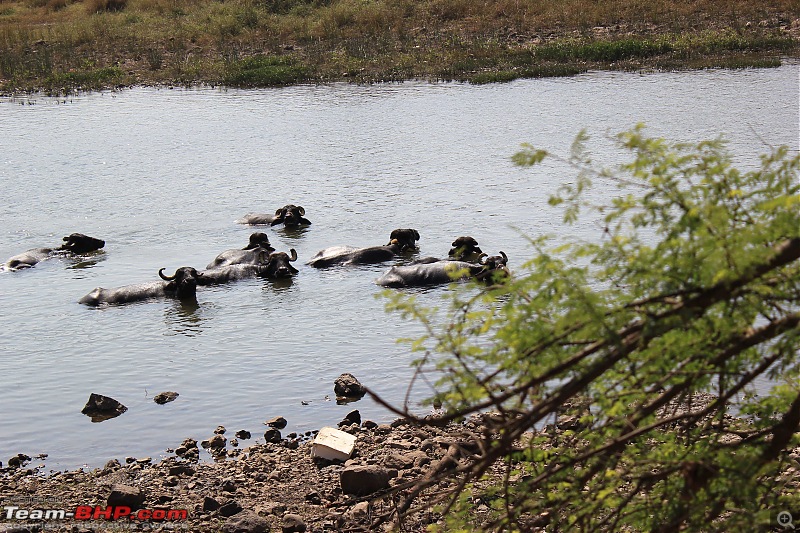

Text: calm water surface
xmin=1 ymin=63 xmax=798 ymax=470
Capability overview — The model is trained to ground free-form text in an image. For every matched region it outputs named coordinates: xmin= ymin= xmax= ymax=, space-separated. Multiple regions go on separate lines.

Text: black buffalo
xmin=4 ymin=233 xmax=105 ymax=271
xmin=307 ymin=229 xmax=420 ymax=268
xmin=206 ymin=232 xmax=276 ymax=269
xmin=79 ymin=267 xmax=201 ymax=306
xmin=199 ymin=249 xmax=299 ymax=284
xmin=448 ymin=236 xmax=485 ymax=262
xmin=236 ymin=205 xmax=311 ymax=227
xmin=376 ymin=251 xmax=509 ymax=288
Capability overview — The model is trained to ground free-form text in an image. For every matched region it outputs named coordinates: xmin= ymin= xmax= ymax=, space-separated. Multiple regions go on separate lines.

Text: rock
xmin=282 ymin=513 xmax=307 ymax=532
xmin=176 ymin=438 xmax=199 ymax=459
xmin=215 ymin=425 xmax=227 ymax=435
xmin=107 ymin=484 xmax=145 ymax=510
xmin=345 ymin=501 xmax=370 ymax=520
xmin=363 ymin=420 xmax=378 ymax=430
xmin=218 ymin=499 xmax=243 ymax=517
xmin=334 ymin=373 xmax=367 ymax=400
xmin=102 ymin=459 xmax=121 ymax=474
xmin=7 ymin=454 xmax=31 ymax=469
xmin=383 ymin=451 xmax=422 ymax=470
xmin=340 ymin=465 xmax=391 ymax=496
xmin=304 ymin=491 xmax=322 ymax=505
xmin=202 ymin=496 xmax=220 ymax=512
xmin=153 ymin=391 xmax=179 ymax=404
xmin=265 ymin=416 xmax=287 ymax=429
xmin=168 ymin=464 xmax=195 ymax=477
xmin=338 ymin=409 xmax=361 ymax=428
xmin=201 ymin=435 xmax=226 ymax=449
xmin=235 ymin=430 xmax=251 ymax=440
xmin=223 ymin=510 xmax=267 ymax=533
xmin=260 ymin=501 xmax=287 ymax=516
xmin=264 ymin=429 xmax=282 ymax=444
xmin=81 ymin=393 xmax=127 ymax=422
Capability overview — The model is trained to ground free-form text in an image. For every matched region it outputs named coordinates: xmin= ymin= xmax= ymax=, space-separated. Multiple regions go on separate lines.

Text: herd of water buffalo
xmin=2 ymin=204 xmax=510 ymax=306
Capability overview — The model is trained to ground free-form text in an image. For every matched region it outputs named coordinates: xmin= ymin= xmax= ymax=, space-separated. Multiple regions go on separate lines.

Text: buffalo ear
xmin=413 ymin=229 xmax=420 ymax=240
xmin=289 ymin=264 xmax=299 ymax=274
xmin=270 ymin=218 xmax=282 ymax=226
xmin=165 ymin=281 xmax=177 ymax=291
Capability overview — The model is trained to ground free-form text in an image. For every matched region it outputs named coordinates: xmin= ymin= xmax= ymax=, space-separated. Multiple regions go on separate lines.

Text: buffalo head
xmin=387 ymin=228 xmax=420 ymax=251
xmin=159 ymin=267 xmax=201 ymax=299
xmin=448 ymin=236 xmax=484 ymax=262
xmin=243 ymin=232 xmax=273 ymax=251
xmin=263 ymin=249 xmax=299 ymax=278
xmin=476 ymin=251 xmax=510 ymax=284
xmin=61 ymin=233 xmax=105 ymax=254
xmin=271 ymin=205 xmax=311 ymax=227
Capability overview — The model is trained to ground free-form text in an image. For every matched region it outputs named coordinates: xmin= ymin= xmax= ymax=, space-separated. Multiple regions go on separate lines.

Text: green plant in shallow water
xmin=378 ymin=126 xmax=800 ymax=531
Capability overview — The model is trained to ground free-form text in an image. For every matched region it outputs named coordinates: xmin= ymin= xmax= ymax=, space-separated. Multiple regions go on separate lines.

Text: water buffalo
xmin=307 ymin=229 xmax=420 ymax=268
xmin=414 ymin=236 xmax=487 ymax=264
xmin=4 ymin=233 xmax=105 ymax=271
xmin=199 ymin=249 xmax=299 ymax=284
xmin=79 ymin=267 xmax=201 ymax=306
xmin=236 ymin=205 xmax=311 ymax=227
xmin=206 ymin=232 xmax=276 ymax=269
xmin=448 ymin=236 xmax=486 ymax=262
xmin=376 ymin=251 xmax=509 ymax=288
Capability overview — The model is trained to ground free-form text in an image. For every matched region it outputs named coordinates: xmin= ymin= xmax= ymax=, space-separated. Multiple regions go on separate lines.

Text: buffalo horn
xmin=289 ymin=248 xmax=298 ymax=261
xmin=297 ymin=206 xmax=305 ymax=216
xmin=158 ymin=268 xmax=176 ymax=281
xmin=500 ymin=251 xmax=508 ymax=263
xmin=274 ymin=207 xmax=284 ymax=216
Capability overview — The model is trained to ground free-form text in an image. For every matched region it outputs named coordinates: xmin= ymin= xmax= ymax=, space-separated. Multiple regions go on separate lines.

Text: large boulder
xmin=107 ymin=484 xmax=145 ymax=510
xmin=333 ymin=373 xmax=367 ymax=400
xmin=340 ymin=465 xmax=391 ymax=496
xmin=81 ymin=393 xmax=127 ymax=422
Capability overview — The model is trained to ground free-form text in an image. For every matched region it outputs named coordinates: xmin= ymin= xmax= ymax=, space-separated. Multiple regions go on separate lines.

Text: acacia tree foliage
xmin=378 ymin=127 xmax=800 ymax=531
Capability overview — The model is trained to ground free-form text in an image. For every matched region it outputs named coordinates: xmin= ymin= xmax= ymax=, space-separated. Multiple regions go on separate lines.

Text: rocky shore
xmin=0 ymin=412 xmax=496 ymax=533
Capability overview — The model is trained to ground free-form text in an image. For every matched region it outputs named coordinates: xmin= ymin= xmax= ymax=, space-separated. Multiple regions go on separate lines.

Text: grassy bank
xmin=0 ymin=0 xmax=798 ymax=94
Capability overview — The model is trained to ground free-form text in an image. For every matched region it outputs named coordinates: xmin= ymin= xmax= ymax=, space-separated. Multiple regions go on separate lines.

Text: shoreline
xmin=3 ymin=397 xmax=799 ymax=532
xmin=0 ymin=1 xmax=798 ymax=95
xmin=0 ymin=413 xmax=497 ymax=532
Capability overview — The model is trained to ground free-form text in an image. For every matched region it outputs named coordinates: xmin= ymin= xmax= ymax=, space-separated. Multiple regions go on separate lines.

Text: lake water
xmin=1 ymin=61 xmax=798 ymax=471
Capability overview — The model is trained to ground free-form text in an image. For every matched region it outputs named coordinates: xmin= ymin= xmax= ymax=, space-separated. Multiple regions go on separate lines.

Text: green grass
xmin=223 ymin=55 xmax=310 ymax=87
xmin=0 ymin=0 xmax=797 ymax=93
xmin=43 ymin=65 xmax=124 ymax=94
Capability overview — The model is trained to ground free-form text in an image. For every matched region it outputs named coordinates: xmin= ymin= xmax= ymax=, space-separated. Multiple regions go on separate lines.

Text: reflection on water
xmin=264 ymin=276 xmax=295 ymax=291
xmin=274 ymin=225 xmax=313 ymax=241
xmin=66 ymin=254 xmax=107 ymax=270
xmin=163 ymin=299 xmax=206 ymax=337
xmin=0 ymin=63 xmax=797 ymax=470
